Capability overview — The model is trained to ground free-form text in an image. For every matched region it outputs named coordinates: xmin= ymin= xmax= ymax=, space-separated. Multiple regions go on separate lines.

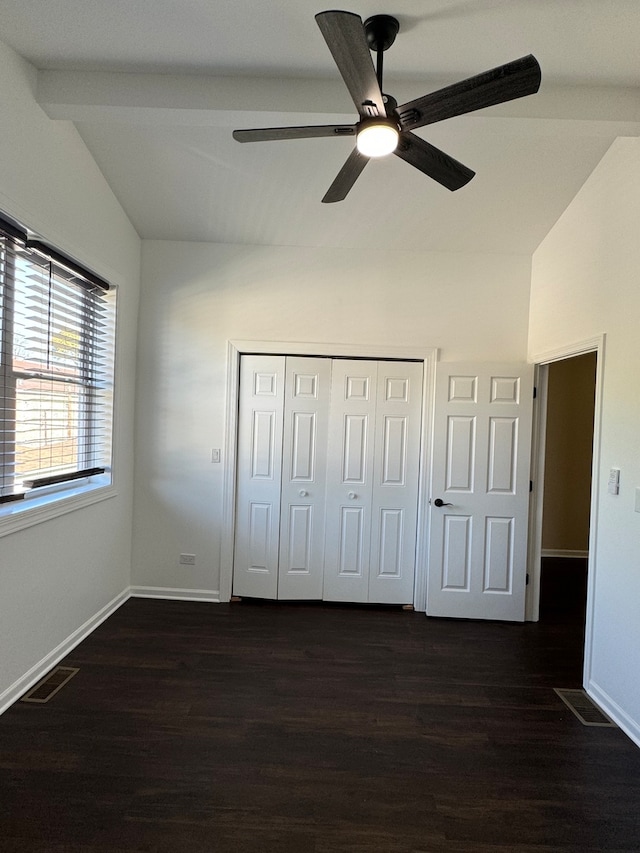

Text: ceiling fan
xmin=233 ymin=10 xmax=541 ymax=203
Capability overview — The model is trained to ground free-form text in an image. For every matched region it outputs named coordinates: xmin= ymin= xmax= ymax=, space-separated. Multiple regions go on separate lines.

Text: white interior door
xmin=277 ymin=357 xmax=331 ymax=599
xmin=323 ymin=360 xmax=377 ymax=602
xmin=234 ymin=355 xmax=423 ymax=605
xmin=233 ymin=355 xmax=285 ymax=599
xmin=323 ymin=360 xmax=423 ymax=604
xmin=369 ymin=361 xmax=423 ymax=604
xmin=427 ymin=362 xmax=533 ymax=621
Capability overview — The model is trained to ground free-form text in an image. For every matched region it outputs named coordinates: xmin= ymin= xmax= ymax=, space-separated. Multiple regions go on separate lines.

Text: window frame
xmin=0 ymin=214 xmax=117 ymax=536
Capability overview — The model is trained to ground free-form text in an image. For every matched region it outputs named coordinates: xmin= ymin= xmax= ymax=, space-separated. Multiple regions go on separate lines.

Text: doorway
xmin=528 ymin=336 xmax=604 ymax=686
xmin=539 ymin=352 xmax=597 ymax=622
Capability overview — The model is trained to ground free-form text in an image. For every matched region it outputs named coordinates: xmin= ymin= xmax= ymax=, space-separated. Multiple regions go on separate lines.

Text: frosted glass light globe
xmin=356 ymin=121 xmax=399 ymax=157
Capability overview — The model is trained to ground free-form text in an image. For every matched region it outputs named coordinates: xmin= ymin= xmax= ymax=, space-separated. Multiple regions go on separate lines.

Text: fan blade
xmin=315 ymin=10 xmax=385 ymax=119
xmin=322 ymin=148 xmax=369 ymax=203
xmin=395 ymin=54 xmax=541 ymax=132
xmin=394 ymin=132 xmax=475 ymax=191
xmin=233 ymin=125 xmax=356 ymax=143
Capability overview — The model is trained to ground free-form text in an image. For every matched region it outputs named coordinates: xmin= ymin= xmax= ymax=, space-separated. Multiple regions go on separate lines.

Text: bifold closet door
xmin=322 ymin=360 xmax=377 ymax=602
xmin=323 ymin=360 xmax=423 ymax=604
xmin=369 ymin=360 xmax=423 ymax=604
xmin=234 ymin=355 xmax=423 ymax=604
xmin=234 ymin=355 xmax=331 ymax=600
xmin=233 ymin=355 xmax=285 ymax=599
xmin=277 ymin=357 xmax=331 ymax=599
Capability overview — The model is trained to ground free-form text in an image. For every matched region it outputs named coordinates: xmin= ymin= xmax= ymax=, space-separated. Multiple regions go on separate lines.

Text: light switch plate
xmin=635 ymin=488 xmax=640 ymax=513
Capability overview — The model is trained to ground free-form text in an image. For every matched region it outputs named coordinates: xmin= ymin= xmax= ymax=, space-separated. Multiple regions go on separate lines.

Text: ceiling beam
xmin=37 ymin=69 xmax=640 ymax=129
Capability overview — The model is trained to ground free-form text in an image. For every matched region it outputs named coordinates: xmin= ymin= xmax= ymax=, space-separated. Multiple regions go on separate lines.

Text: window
xmin=0 ymin=214 xmax=115 ymax=513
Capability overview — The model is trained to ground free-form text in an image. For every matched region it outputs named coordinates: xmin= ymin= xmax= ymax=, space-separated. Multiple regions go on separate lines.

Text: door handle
xmin=298 ymin=489 xmax=308 ymax=497
xmin=348 ymin=491 xmax=357 ymax=499
xmin=433 ymin=498 xmax=453 ymax=507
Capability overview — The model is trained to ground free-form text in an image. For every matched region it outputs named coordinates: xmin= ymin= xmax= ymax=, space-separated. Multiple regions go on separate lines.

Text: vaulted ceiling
xmin=2 ymin=0 xmax=639 ymax=253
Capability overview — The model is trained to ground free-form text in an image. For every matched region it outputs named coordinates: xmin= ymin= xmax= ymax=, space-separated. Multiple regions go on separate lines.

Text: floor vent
xmin=554 ymin=688 xmax=616 ymax=727
xmin=20 ymin=666 xmax=79 ymax=704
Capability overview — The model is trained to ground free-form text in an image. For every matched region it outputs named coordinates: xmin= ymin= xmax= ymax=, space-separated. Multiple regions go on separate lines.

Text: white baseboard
xmin=0 ymin=587 xmax=130 ymax=716
xmin=541 ymin=549 xmax=589 ymax=559
xmin=130 ymin=585 xmax=221 ymax=603
xmin=587 ymin=680 xmax=640 ymax=750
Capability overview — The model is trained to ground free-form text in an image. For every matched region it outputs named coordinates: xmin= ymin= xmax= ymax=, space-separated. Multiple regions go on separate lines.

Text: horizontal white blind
xmin=0 ymin=218 xmax=115 ymax=501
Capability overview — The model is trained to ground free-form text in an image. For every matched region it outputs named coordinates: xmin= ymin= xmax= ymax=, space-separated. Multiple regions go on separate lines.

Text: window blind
xmin=0 ymin=215 xmax=115 ymax=503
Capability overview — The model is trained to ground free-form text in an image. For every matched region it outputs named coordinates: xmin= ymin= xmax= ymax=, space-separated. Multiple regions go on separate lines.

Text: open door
xmin=427 ymin=362 xmax=534 ymax=621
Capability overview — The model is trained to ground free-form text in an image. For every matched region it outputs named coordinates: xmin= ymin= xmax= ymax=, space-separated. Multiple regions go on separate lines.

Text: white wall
xmin=0 ymin=41 xmax=141 ymax=704
xmin=529 ymin=137 xmax=640 ymax=745
xmin=132 ymin=240 xmax=531 ymax=596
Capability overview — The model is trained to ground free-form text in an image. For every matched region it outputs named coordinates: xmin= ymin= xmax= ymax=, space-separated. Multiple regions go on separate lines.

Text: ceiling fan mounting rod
xmin=363 ymin=14 xmax=399 ymax=90
xmin=376 ymin=43 xmax=384 ymax=90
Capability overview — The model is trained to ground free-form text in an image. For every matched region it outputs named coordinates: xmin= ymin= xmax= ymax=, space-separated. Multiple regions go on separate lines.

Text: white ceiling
xmin=2 ymin=0 xmax=640 ymax=253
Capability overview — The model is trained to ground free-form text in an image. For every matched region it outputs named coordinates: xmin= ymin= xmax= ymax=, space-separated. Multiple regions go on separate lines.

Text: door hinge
xmin=526 ymin=573 xmax=530 ymax=586
xmin=529 ymin=480 xmax=533 ymax=492
xmin=533 ymin=386 xmax=537 ymax=399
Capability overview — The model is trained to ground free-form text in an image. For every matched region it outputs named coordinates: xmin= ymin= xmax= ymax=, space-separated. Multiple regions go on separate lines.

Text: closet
xmin=233 ymin=355 xmax=423 ymax=604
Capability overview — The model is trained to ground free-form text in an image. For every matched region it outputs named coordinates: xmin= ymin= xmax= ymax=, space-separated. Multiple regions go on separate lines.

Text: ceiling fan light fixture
xmin=233 ymin=11 xmax=542 ymax=201
xmin=356 ymin=119 xmax=399 ymax=158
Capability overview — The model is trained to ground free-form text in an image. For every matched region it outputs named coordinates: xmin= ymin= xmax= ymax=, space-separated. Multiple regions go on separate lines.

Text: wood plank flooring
xmin=1 ymin=598 xmax=639 ymax=852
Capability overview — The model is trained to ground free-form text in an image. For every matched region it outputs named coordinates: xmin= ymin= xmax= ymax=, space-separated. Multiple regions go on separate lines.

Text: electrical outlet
xmin=179 ymin=553 xmax=196 ymax=565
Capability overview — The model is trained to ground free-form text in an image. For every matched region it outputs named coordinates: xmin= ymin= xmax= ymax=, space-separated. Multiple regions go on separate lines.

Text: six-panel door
xmin=427 ymin=362 xmax=534 ymax=621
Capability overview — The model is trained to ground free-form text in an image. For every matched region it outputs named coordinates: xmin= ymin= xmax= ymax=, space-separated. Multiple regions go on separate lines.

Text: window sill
xmin=0 ymin=477 xmax=117 ymax=538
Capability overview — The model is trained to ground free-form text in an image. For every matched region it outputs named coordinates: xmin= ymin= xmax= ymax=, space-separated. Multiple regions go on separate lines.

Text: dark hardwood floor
xmin=539 ymin=556 xmax=589 ymax=618
xmin=1 ymin=597 xmax=639 ymax=852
